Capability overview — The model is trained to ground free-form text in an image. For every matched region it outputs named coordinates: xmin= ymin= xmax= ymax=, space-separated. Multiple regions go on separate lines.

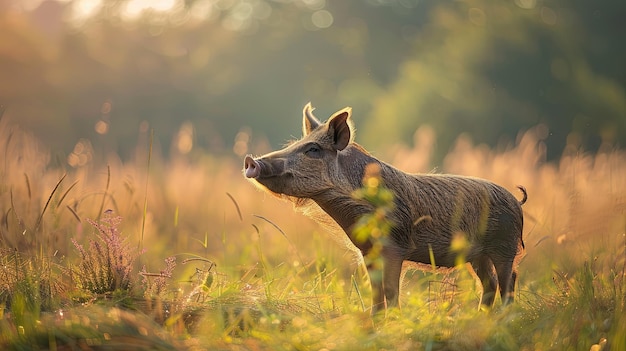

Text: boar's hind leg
xmin=493 ymin=257 xmax=516 ymax=304
xmin=503 ymin=267 xmax=518 ymax=304
xmin=472 ymin=256 xmax=498 ymax=306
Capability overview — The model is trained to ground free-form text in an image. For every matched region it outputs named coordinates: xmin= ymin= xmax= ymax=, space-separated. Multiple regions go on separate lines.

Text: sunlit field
xmin=1 ymin=115 xmax=624 ymax=350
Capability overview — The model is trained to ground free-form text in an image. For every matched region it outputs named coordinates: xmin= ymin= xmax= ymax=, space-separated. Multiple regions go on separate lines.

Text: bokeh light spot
xmin=70 ymin=0 xmax=103 ymax=22
xmin=311 ymin=10 xmax=333 ymax=29
xmin=302 ymin=0 xmax=326 ymax=11
xmin=233 ymin=128 xmax=251 ymax=156
xmin=95 ymin=120 xmax=109 ymax=135
xmin=101 ymin=101 xmax=112 ymax=114
xmin=123 ymin=0 xmax=179 ymax=20
xmin=541 ymin=6 xmax=557 ymax=25
xmin=68 ymin=139 xmax=93 ymax=167
xmin=176 ymin=122 xmax=194 ymax=154
xmin=514 ymin=0 xmax=536 ymax=9
xmin=468 ymin=8 xmax=486 ymax=26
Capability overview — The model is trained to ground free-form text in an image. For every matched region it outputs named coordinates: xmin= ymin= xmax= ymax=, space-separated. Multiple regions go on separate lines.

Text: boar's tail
xmin=516 ymin=185 xmax=528 ymax=206
xmin=517 ymin=185 xmax=527 ymax=250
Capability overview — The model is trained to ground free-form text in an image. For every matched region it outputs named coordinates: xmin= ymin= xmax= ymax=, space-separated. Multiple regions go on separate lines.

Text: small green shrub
xmin=70 ymin=215 xmax=143 ymax=295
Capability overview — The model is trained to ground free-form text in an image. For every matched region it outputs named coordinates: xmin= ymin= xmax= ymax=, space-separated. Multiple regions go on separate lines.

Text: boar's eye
xmin=304 ymin=144 xmax=323 ymax=158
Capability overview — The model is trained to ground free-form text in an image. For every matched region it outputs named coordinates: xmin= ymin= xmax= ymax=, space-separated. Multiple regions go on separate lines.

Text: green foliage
xmin=2 ymin=306 xmax=182 ymax=350
xmin=362 ymin=0 xmax=626 ymax=161
xmin=517 ymin=254 xmax=626 ymax=350
xmin=0 ymin=250 xmax=64 ymax=314
xmin=351 ymin=163 xmax=395 ymax=272
xmin=1 ymin=191 xmax=625 ymax=350
xmin=1 ymin=0 xmax=624 ymax=162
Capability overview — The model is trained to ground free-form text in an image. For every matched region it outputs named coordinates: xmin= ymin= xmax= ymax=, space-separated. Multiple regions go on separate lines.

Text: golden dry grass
xmin=1 ymin=115 xmax=625 ymax=350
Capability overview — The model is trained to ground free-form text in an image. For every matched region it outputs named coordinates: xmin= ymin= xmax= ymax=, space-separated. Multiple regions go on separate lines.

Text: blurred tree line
xmin=0 ymin=0 xmax=624 ymax=164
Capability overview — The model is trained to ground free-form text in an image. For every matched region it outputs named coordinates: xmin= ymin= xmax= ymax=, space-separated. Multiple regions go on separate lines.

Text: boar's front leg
xmin=369 ymin=250 xmax=403 ymax=314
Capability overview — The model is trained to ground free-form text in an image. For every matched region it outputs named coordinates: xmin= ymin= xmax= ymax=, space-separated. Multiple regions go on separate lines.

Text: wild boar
xmin=243 ymin=103 xmax=526 ymax=313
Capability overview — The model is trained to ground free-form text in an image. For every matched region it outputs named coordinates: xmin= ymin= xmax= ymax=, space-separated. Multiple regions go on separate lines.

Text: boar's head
xmin=244 ymin=103 xmax=354 ymax=199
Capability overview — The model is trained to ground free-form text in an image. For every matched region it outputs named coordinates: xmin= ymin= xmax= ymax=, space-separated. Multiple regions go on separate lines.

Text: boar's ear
xmin=327 ymin=107 xmax=353 ymax=151
xmin=302 ymin=102 xmax=321 ymax=136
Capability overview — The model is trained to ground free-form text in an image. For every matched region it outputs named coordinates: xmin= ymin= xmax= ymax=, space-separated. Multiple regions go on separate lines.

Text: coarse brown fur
xmin=244 ymin=103 xmax=526 ymax=313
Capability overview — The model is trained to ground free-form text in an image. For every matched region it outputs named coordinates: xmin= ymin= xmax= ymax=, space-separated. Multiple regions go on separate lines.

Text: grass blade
xmin=97 ymin=165 xmax=111 ymax=220
xmin=253 ymin=214 xmax=286 ymax=239
xmin=65 ymin=205 xmax=81 ymax=223
xmin=352 ymin=274 xmax=366 ymax=312
xmin=140 ymin=128 xmax=154 ymax=249
xmin=9 ymin=187 xmax=20 ymax=225
xmin=35 ymin=173 xmax=66 ymax=232
xmin=226 ymin=192 xmax=243 ymax=221
xmin=23 ymin=173 xmax=31 ymax=200
xmin=57 ymin=180 xmax=79 ymax=207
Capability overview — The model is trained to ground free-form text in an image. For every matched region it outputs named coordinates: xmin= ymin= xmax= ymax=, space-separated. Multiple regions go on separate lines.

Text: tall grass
xmin=0 ymin=116 xmax=625 ymax=350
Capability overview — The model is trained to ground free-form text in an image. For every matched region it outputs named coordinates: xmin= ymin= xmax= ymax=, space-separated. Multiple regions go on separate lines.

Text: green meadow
xmin=3 ymin=0 xmax=626 ymax=349
xmin=1 ymin=117 xmax=624 ymax=350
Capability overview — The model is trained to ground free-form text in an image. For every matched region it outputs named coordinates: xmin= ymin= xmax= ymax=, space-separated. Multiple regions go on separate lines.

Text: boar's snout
xmin=244 ymin=155 xmax=261 ymax=178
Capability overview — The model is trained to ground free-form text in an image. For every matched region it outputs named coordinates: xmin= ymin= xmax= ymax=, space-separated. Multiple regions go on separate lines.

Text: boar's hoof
xmin=244 ymin=155 xmax=261 ymax=178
